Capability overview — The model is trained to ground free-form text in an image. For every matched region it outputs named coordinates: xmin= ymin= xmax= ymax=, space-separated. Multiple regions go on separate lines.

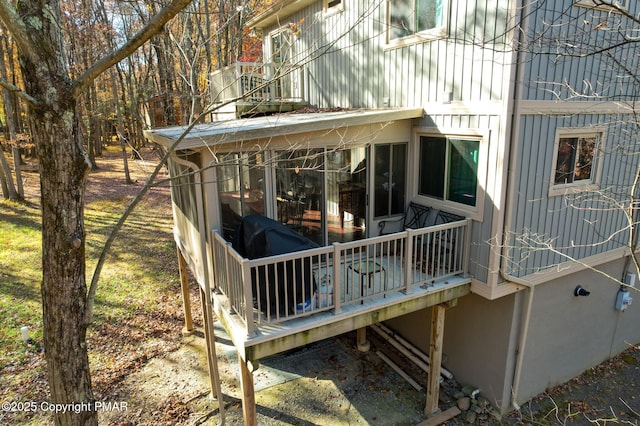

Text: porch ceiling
xmin=143 ymin=108 xmax=424 ymax=151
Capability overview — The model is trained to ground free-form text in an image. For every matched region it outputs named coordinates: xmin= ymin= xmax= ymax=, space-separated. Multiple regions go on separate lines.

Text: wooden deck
xmin=177 ymin=219 xmax=473 ymax=424
xmin=209 ymin=219 xmax=473 ymax=363
xmin=214 ymin=274 xmax=471 ymax=362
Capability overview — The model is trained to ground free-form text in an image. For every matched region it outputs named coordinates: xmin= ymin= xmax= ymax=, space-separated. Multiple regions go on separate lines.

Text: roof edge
xmin=247 ymin=0 xmax=316 ymax=30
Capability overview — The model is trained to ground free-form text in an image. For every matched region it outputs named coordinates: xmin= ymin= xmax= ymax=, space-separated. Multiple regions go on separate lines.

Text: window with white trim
xmin=324 ymin=0 xmax=343 ymax=13
xmin=387 ymin=0 xmax=447 ymax=46
xmin=550 ymin=129 xmax=602 ymax=195
xmin=418 ymin=135 xmax=480 ymax=207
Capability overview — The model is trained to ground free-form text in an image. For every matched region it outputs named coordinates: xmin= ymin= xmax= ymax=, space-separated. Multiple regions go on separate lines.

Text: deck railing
xmin=209 ymin=62 xmax=300 ymax=104
xmin=211 ymin=219 xmax=471 ymax=335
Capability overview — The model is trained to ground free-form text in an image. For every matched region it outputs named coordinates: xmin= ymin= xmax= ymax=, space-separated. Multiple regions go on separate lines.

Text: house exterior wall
xmin=386 ymin=292 xmax=518 ymax=408
xmin=521 ymin=1 xmax=640 ymax=102
xmin=218 ymin=0 xmax=640 ymax=415
xmin=506 ymin=113 xmax=634 ymax=278
xmin=256 ymin=0 xmax=517 ymax=286
xmin=505 ymin=0 xmax=640 ymax=279
xmin=515 ymin=258 xmax=640 ymax=405
xmin=261 ymin=0 xmax=513 ymax=109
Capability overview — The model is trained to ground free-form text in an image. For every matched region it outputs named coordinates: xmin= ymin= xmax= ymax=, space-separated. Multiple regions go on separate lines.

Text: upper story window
xmin=270 ymin=29 xmax=294 ymax=65
xmin=324 ymin=0 xmax=343 ymax=13
xmin=387 ymin=0 xmax=448 ymax=47
xmin=550 ymin=129 xmax=604 ymax=196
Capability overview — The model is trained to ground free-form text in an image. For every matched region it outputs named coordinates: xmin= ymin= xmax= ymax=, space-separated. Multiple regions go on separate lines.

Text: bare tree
xmin=0 ymin=1 xmax=192 ymax=424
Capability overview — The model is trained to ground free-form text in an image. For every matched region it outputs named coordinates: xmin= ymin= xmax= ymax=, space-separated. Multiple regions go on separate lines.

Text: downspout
xmin=498 ymin=0 xmax=535 ymax=411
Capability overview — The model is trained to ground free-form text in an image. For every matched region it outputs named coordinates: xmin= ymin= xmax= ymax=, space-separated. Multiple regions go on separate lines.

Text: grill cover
xmin=232 ymin=215 xmax=318 ymax=315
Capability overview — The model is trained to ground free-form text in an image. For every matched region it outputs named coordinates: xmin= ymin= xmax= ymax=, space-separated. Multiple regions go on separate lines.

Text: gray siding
xmin=266 ymin=0 xmax=513 ymax=108
xmin=260 ymin=1 xmax=514 ymax=283
xmin=507 ymin=114 xmax=634 ymax=277
xmin=522 ymin=0 xmax=640 ymax=101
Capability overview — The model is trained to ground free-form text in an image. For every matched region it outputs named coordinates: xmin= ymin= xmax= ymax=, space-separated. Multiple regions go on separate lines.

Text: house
xmin=143 ymin=0 xmax=640 ymax=423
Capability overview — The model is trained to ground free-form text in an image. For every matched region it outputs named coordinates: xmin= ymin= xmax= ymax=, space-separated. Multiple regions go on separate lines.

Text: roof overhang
xmin=143 ymin=108 xmax=425 ymax=151
xmin=247 ymin=0 xmax=316 ymax=30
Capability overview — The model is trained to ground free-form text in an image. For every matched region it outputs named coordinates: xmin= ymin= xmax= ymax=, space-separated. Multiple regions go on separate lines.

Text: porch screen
xmin=168 ymin=150 xmax=201 ymax=226
xmin=216 ymin=152 xmax=266 ymax=240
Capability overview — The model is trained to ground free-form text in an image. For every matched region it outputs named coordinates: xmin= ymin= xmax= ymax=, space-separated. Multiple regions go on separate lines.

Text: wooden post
xmin=177 ymin=248 xmax=194 ymax=334
xmin=425 ymin=303 xmax=447 ymax=415
xmin=239 ymin=356 xmax=257 ymax=426
xmin=200 ymin=288 xmax=225 ymax=422
xmin=356 ymin=327 xmax=370 ymax=352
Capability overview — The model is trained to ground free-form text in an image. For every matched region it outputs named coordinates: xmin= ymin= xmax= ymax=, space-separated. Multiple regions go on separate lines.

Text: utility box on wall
xmin=615 ymin=274 xmax=635 ymax=311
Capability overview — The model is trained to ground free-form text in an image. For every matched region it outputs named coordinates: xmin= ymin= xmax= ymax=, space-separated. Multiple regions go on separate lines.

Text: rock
xmin=462 ymin=384 xmax=479 ymax=397
xmin=457 ymin=397 xmax=471 ymax=411
xmin=465 ymin=410 xmax=477 ymax=424
xmin=453 ymin=391 xmax=465 ymax=399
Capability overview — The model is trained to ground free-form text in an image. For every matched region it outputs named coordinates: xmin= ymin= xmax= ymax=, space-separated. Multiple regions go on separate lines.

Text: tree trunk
xmin=17 ymin=1 xmax=96 ymax=423
xmin=109 ymin=68 xmax=133 ymax=183
xmin=0 ymin=145 xmax=17 ymax=199
xmin=32 ymin=99 xmax=96 ymax=426
xmin=0 ymin=35 xmax=19 ymax=200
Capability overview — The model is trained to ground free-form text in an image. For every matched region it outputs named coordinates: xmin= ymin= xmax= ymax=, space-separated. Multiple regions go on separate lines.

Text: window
xmin=216 ymin=152 xmax=266 ymax=240
xmin=324 ymin=0 xmax=343 ymax=13
xmin=550 ymin=129 xmax=602 ymax=195
xmin=387 ymin=0 xmax=447 ymax=45
xmin=419 ymin=136 xmax=480 ymax=207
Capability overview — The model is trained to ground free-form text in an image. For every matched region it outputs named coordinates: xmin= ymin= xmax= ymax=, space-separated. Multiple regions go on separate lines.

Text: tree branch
xmin=0 ymin=0 xmax=42 ymax=65
xmin=71 ymin=0 xmax=193 ymax=98
xmin=0 ymin=75 xmax=40 ymax=107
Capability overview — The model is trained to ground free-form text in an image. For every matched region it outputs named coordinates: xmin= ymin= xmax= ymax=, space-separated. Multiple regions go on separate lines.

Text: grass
xmin=0 ymin=194 xmax=178 ymax=364
xmin=0 ymin=150 xmax=190 ymax=424
xmin=0 ymin=200 xmax=43 ymax=369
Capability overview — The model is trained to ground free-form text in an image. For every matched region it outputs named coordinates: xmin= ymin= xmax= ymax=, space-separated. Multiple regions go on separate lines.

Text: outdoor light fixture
xmin=574 ymin=285 xmax=590 ymax=296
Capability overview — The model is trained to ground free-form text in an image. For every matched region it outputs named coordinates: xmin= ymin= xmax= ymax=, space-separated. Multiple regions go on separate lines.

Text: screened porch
xmin=209 ymin=217 xmax=472 ymax=361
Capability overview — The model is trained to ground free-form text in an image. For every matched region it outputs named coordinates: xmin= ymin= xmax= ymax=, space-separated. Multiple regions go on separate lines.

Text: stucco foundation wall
xmin=385 ymin=293 xmax=517 ymax=409
xmin=516 ymin=257 xmax=640 ymax=405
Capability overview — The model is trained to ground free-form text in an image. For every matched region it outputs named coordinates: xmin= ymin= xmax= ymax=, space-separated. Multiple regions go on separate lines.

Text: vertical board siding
xmin=266 ymin=0 xmax=512 ymax=108
xmin=260 ymin=0 xmax=513 ymax=284
xmin=522 ymin=0 xmax=640 ymax=101
xmin=507 ymin=114 xmax=634 ymax=277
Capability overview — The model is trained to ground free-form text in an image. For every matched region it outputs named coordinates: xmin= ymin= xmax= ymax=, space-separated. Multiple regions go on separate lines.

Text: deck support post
xmin=177 ymin=248 xmax=194 ymax=334
xmin=356 ymin=327 xmax=370 ymax=352
xmin=239 ymin=356 xmax=257 ymax=425
xmin=200 ymin=288 xmax=225 ymax=423
xmin=425 ymin=302 xmax=448 ymax=416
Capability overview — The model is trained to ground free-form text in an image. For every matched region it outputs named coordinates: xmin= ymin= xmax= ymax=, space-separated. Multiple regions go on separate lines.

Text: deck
xmin=209 ymin=219 xmax=473 ymax=364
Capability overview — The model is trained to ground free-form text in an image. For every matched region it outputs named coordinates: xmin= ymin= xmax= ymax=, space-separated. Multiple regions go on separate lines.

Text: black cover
xmin=232 ymin=215 xmax=318 ymax=315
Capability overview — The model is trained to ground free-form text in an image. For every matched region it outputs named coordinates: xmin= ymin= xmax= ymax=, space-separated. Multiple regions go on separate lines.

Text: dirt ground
xmin=5 ymin=147 xmax=640 ymax=425
xmin=96 ymin=318 xmax=640 ymax=426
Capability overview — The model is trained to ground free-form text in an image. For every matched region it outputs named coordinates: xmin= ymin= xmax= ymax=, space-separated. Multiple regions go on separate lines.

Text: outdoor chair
xmin=378 ymin=202 xmax=433 ymax=235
